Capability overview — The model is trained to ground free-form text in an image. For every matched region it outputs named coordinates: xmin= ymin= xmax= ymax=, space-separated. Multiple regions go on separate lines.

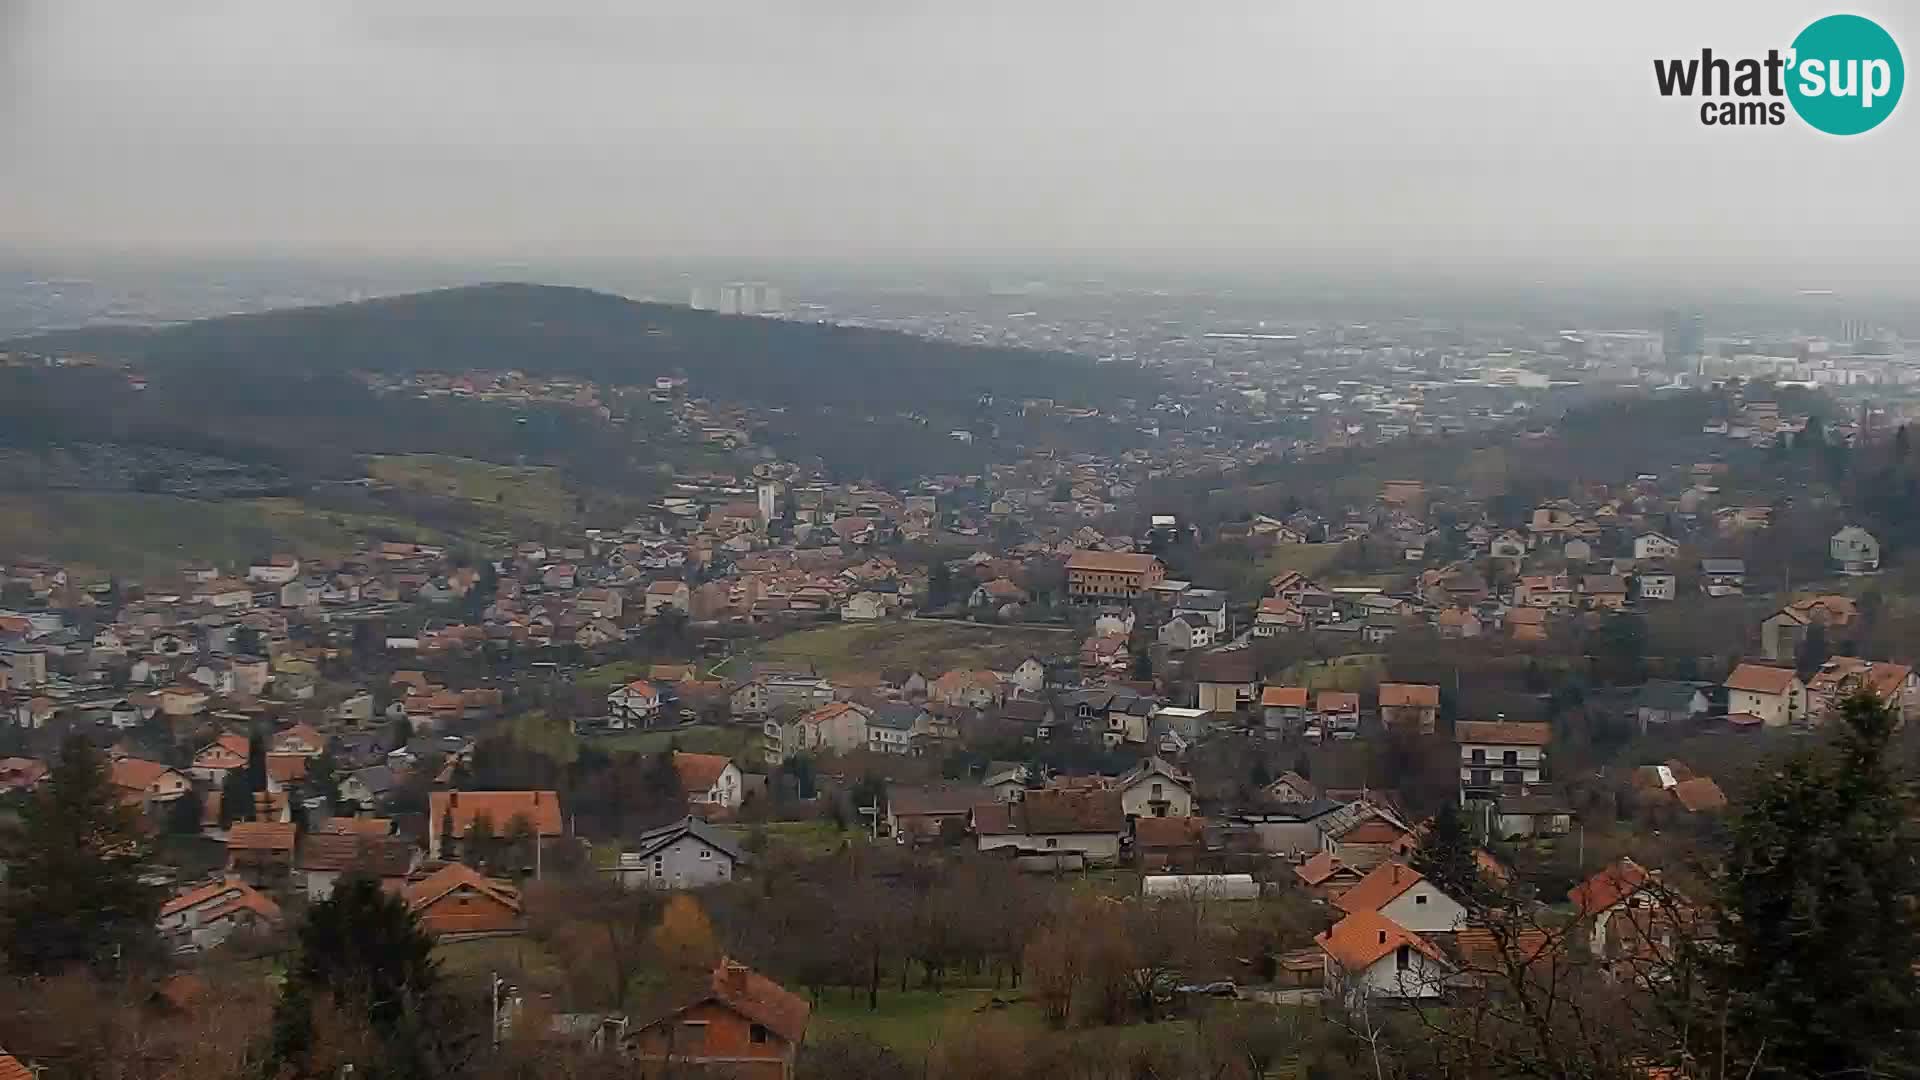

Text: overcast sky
xmin=3 ymin=1 xmax=1916 ymax=280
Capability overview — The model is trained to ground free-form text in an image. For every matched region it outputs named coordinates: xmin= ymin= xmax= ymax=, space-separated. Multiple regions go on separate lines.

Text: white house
xmin=672 ymin=752 xmax=743 ymax=809
xmin=1633 ymin=532 xmax=1681 ymax=561
xmin=1157 ymin=613 xmax=1216 ymax=651
xmin=1635 ymin=568 xmax=1676 ymax=602
xmin=1116 ymin=756 xmax=1194 ymax=819
xmin=246 ymin=555 xmax=301 ymax=585
xmin=607 ymin=680 xmax=663 ymax=725
xmin=1007 ymin=657 xmax=1047 ymax=696
xmin=1334 ymin=860 xmax=1469 ymax=934
xmin=157 ymin=877 xmax=282 ymax=951
xmin=840 ymin=591 xmax=889 ymax=621
xmin=1455 ymin=720 xmax=1550 ymax=791
xmin=607 ymin=817 xmax=745 ymax=889
xmin=1723 ymin=664 xmax=1808 ymax=727
xmin=1317 ymin=909 xmax=1452 ymax=1003
xmin=1831 ymin=525 xmax=1882 ymax=574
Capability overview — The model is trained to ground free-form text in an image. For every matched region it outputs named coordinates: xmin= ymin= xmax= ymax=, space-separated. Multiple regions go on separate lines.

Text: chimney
xmin=718 ymin=959 xmax=749 ymax=995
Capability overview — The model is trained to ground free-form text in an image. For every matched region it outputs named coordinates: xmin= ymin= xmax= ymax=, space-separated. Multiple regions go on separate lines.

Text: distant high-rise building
xmin=1661 ymin=309 xmax=1705 ymax=361
xmin=692 ymin=281 xmax=783 ymax=316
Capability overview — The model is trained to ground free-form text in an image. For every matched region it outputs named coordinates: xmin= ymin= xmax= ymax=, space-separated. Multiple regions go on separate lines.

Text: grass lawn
xmin=370 ymin=453 xmax=574 ymax=519
xmin=502 ymin=711 xmax=759 ymax=764
xmin=753 ymin=620 xmax=1073 ymax=678
xmin=0 ymin=492 xmax=445 ymax=581
xmin=717 ymin=819 xmax=860 ymax=859
xmin=1282 ymin=653 xmax=1388 ymax=691
xmin=811 ymin=988 xmax=1043 ymax=1058
xmin=575 ymin=659 xmax=656 ymax=693
xmin=1257 ymin=543 xmax=1344 ymax=580
xmin=434 ymin=935 xmax=566 ymax=988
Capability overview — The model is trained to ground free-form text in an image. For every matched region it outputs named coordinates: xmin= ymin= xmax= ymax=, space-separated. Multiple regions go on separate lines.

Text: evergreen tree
xmin=927 ymin=562 xmax=954 ymax=610
xmin=1718 ymin=690 xmax=1920 ymax=1077
xmin=1412 ymin=802 xmax=1483 ymax=907
xmin=0 ymin=736 xmax=159 ymax=974
xmin=269 ymin=875 xmax=442 ymax=1077
xmin=220 ymin=766 xmax=254 ymax=826
xmin=1130 ymin=647 xmax=1153 ymax=681
xmin=1793 ymin=620 xmax=1829 ymax=681
xmin=245 ymin=724 xmax=269 ymax=799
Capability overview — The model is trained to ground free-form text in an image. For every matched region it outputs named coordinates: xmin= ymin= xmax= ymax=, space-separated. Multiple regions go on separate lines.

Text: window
xmin=1151 ymin=782 xmax=1163 ymax=799
xmin=1415 ymin=893 xmax=1428 ymax=905
xmin=1396 ymin=944 xmax=1410 ymax=971
xmin=1504 ymin=770 xmax=1523 ymax=785
xmin=1470 ymin=749 xmax=1486 ymax=764
xmin=1045 ymin=837 xmax=1058 ymax=849
xmin=1502 ymin=750 xmax=1518 ymax=766
xmin=679 ymin=1022 xmax=708 ymax=1051
xmin=750 ymin=1024 xmax=768 ymax=1045
xmin=699 ymin=847 xmax=712 ymax=860
xmin=652 ymin=856 xmax=663 ymax=874
xmin=1471 ymin=769 xmax=1491 ymax=787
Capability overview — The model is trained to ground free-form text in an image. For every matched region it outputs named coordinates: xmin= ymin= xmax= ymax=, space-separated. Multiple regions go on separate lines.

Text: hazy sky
xmin=4 ymin=1 xmax=1917 ymax=278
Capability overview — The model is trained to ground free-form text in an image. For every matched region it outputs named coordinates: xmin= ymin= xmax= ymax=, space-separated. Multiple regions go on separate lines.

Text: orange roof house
xmin=403 ymin=862 xmax=524 ymax=937
xmin=1315 ymin=909 xmax=1451 ymax=999
xmin=1569 ymin=857 xmax=1655 ymax=917
xmin=427 ymin=790 xmax=563 ymax=860
xmin=626 ymin=959 xmax=811 ymax=1079
xmin=1260 ymin=686 xmax=1309 ymax=709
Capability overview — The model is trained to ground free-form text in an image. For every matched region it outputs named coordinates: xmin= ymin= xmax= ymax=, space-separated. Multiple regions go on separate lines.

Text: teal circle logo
xmin=1788 ymin=14 xmax=1903 ymax=135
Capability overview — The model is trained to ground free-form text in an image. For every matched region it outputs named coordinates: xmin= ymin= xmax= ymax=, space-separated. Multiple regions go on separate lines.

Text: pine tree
xmin=1718 ymin=690 xmax=1920 ymax=1077
xmin=1412 ymin=801 xmax=1484 ymax=908
xmin=0 ymin=736 xmax=159 ymax=974
xmin=269 ymin=875 xmax=441 ymax=1077
xmin=219 ymin=766 xmax=254 ymax=826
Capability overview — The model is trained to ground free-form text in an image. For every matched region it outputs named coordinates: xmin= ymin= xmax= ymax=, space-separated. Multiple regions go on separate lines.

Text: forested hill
xmin=14 ymin=283 xmax=1154 ymax=414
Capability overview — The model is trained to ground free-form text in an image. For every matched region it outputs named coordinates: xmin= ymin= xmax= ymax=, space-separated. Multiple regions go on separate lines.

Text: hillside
xmin=14 ymin=283 xmax=1154 ymax=415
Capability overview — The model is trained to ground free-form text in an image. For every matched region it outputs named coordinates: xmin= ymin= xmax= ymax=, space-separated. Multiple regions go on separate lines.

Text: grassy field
xmin=0 ymin=492 xmax=445 ymax=581
xmin=502 ymin=710 xmax=759 ymax=764
xmin=1258 ymin=543 xmax=1344 ymax=579
xmin=434 ymin=935 xmax=566 ymax=987
xmin=748 ymin=620 xmax=1073 ymax=678
xmin=812 ymin=989 xmax=1044 ymax=1057
xmin=718 ymin=819 xmax=861 ymax=859
xmin=369 ymin=453 xmax=582 ymax=526
xmin=1281 ymin=653 xmax=1388 ymax=691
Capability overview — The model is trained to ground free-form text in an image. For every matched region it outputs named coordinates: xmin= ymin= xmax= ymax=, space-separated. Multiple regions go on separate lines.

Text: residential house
xmin=298 ymin=833 xmax=415 ymax=900
xmin=271 ymin=723 xmax=326 ymax=756
xmin=1253 ymin=597 xmax=1307 ymax=636
xmin=1568 ymin=858 xmax=1667 ymax=963
xmin=1579 ymin=575 xmax=1628 ymax=610
xmin=1722 ymin=664 xmax=1807 ymax=728
xmin=1132 ymin=815 xmax=1210 ymax=871
xmin=1759 ymin=594 xmax=1859 ymax=663
xmin=972 ymin=788 xmax=1126 ymax=865
xmin=866 ymin=703 xmax=924 ymax=755
xmin=1634 ymin=566 xmax=1676 ymax=602
xmin=1334 ymin=860 xmax=1469 ymax=933
xmin=771 ymin=701 xmax=872 ymax=762
xmin=339 ymin=765 xmax=399 ymax=810
xmin=1116 ymin=756 xmax=1194 ymax=819
xmin=928 ymin=669 xmax=1003 ymax=709
xmin=1505 ymin=607 xmax=1548 ymax=642
xmin=1700 ymin=558 xmax=1747 ymax=597
xmin=427 ymin=790 xmax=564 ymax=860
xmin=190 ymin=733 xmax=250 ymax=784
xmin=1436 ymin=607 xmax=1483 ymax=638
xmin=157 ymin=876 xmax=283 ymax=951
xmin=1158 ymin=613 xmax=1216 ymax=651
xmin=111 ymin=757 xmax=191 ymax=809
xmin=1293 ymin=850 xmax=1368 ymax=900
xmin=1317 ymin=909 xmax=1452 ymax=1003
xmin=607 ymin=680 xmax=664 ymax=726
xmin=608 ymin=817 xmax=745 ymax=889
xmin=1830 ymin=525 xmax=1881 ymax=574
xmin=1633 ymin=532 xmax=1681 ymax=561
xmin=674 ymin=752 xmax=744 ymax=810
xmin=887 ymin=784 xmax=988 ymax=843
xmin=1514 ymin=574 xmax=1574 ymax=609
xmin=1191 ymin=650 xmax=1259 ymax=715
xmin=225 ymin=821 xmax=297 ymax=886
xmin=1260 ymin=685 xmax=1310 ymax=735
xmin=644 ymin=580 xmax=691 ymax=615
xmin=1264 ymin=770 xmax=1317 ymax=803
xmin=404 ymin=862 xmax=524 ymax=938
xmin=1490 ymin=793 xmax=1574 ymax=839
xmin=625 ymin=959 xmax=810 ymax=1080
xmin=1173 ymin=588 xmax=1228 ymax=633
xmin=1378 ymin=683 xmax=1440 ymax=736
xmin=1064 ymin=550 xmax=1165 ymax=603
xmin=1632 ymin=681 xmax=1710 ymax=730
xmin=1805 ymin=656 xmax=1918 ymax=724
xmin=1456 ymin=720 xmax=1551 ymax=792
xmin=1316 ymin=691 xmax=1361 ymax=737
xmin=1007 ymin=657 xmax=1046 ymax=696
xmin=840 ymin=591 xmax=888 ymax=622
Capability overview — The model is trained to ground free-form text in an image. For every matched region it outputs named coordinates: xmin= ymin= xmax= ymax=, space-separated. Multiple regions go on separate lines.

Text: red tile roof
xmin=429 ymin=790 xmax=564 ymax=838
xmin=0 ymin=1050 xmax=33 ymax=1080
xmin=1378 ymin=683 xmax=1440 ymax=708
xmin=226 ymin=821 xmax=296 ymax=853
xmin=1455 ymin=721 xmax=1551 ymax=747
xmin=1724 ymin=663 xmax=1798 ymax=696
xmin=1568 ymin=857 xmax=1655 ymax=916
xmin=1333 ymin=860 xmax=1425 ymax=915
xmin=708 ymin=959 xmax=811 ymax=1044
xmin=672 ymin=752 xmax=734 ymax=794
xmin=1316 ymin=910 xmax=1448 ymax=972
xmin=1065 ymin=550 xmax=1161 ymax=575
xmin=1671 ymin=777 xmax=1728 ymax=813
xmin=1260 ymin=686 xmax=1309 ymax=708
xmin=403 ymin=862 xmax=522 ymax=913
